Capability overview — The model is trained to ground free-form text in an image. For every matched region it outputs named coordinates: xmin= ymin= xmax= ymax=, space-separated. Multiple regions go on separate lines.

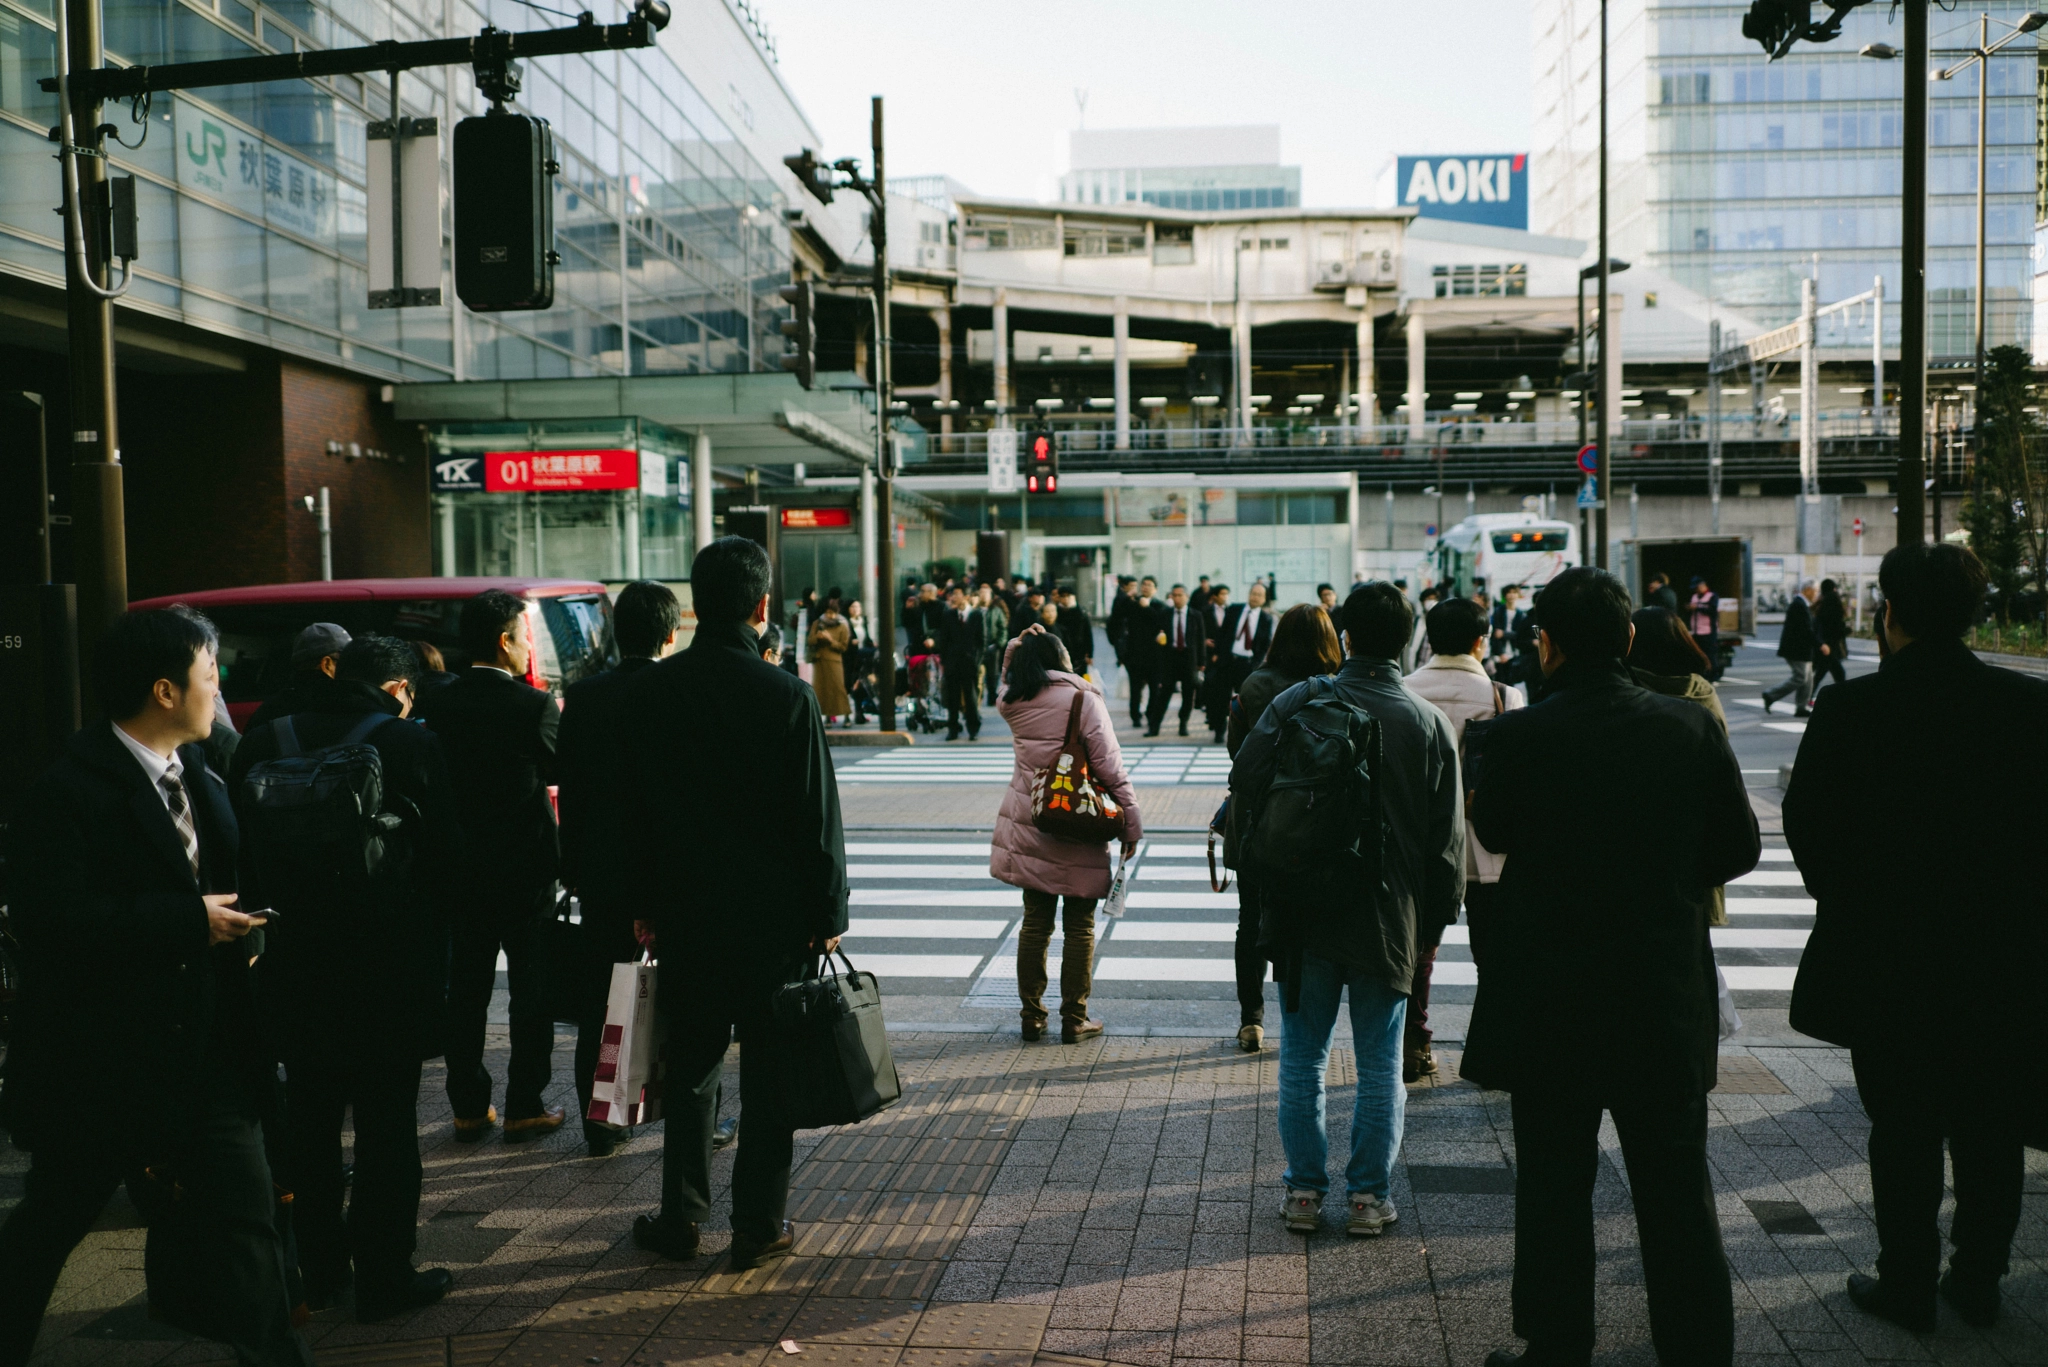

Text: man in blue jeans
xmin=1231 ymin=582 xmax=1465 ymax=1237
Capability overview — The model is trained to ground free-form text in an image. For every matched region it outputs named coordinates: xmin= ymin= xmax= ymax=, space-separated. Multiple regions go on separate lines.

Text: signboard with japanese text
xmin=484 ymin=449 xmax=639 ymax=493
xmin=175 ymin=96 xmax=337 ymax=244
xmin=781 ymin=507 xmax=855 ymax=530
xmin=987 ymin=429 xmax=1018 ymax=493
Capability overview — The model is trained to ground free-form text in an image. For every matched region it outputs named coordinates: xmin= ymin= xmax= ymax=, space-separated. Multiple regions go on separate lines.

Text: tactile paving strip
xmin=655 ymin=1294 xmax=805 ymax=1342
xmin=492 ymin=1330 xmax=646 ymax=1367
xmin=899 ymin=1351 xmax=1036 ymax=1367
xmin=626 ymin=1343 xmax=775 ymax=1367
xmin=1712 ymin=1055 xmax=1791 ymax=1094
xmin=783 ymin=1297 xmax=926 ymax=1345
xmin=906 ymin=1304 xmax=1051 ymax=1352
xmin=453 ymin=1331 xmax=523 ymax=1367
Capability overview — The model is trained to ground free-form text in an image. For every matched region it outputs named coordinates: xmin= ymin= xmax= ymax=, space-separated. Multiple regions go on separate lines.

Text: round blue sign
xmin=1424 ymin=524 xmax=1438 ymax=538
xmin=1576 ymin=444 xmax=1599 ymax=474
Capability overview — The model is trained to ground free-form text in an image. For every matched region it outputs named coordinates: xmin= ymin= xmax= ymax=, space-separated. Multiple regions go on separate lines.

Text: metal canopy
xmin=389 ymin=369 xmax=880 ymax=466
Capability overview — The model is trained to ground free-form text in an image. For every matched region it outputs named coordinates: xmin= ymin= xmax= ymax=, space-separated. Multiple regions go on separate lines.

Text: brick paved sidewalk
xmin=11 ymin=1026 xmax=2045 ymax=1367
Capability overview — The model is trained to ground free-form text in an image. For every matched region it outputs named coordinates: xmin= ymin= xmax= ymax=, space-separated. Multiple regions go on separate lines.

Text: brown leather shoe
xmin=1061 ymin=1018 xmax=1104 ymax=1044
xmin=452 ymin=1106 xmax=497 ymax=1143
xmin=729 ymin=1220 xmax=795 ymax=1271
xmin=503 ymin=1107 xmax=566 ymax=1142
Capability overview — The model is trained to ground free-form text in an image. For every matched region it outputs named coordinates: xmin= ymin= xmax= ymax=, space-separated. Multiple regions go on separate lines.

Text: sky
xmin=763 ymin=0 xmax=1535 ymax=207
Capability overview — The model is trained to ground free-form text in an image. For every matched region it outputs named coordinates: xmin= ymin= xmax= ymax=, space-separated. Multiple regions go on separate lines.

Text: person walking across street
xmin=1222 ymin=603 xmax=1342 ymax=1053
xmin=1763 ymin=578 xmax=1821 ymax=716
xmin=1209 ymin=584 xmax=1276 ymax=742
xmin=806 ymin=603 xmax=853 ymax=724
xmin=993 ymin=625 xmax=1142 ymax=1043
xmin=1686 ymin=577 xmax=1721 ymax=680
xmin=558 ymin=582 xmax=682 ymax=1158
xmin=1785 ymin=543 xmax=2047 ymax=1334
xmin=1231 ymin=583 xmax=1465 ymax=1239
xmin=935 ymin=586 xmax=985 ymax=740
xmin=619 ymin=537 xmax=848 ymax=1270
xmin=1148 ymin=584 xmax=1202 ymax=737
xmin=415 ymin=590 xmax=566 ymax=1143
xmin=1401 ymin=596 xmax=1523 ymax=1083
xmin=231 ymin=635 xmax=462 ymax=1321
xmin=0 ymin=608 xmax=311 ymax=1367
xmin=980 ymin=583 xmax=1009 ymax=705
xmin=1124 ymin=577 xmax=1163 ymax=727
xmin=1464 ymin=567 xmax=1759 ymax=1367
xmin=1813 ymin=578 xmax=1849 ymax=692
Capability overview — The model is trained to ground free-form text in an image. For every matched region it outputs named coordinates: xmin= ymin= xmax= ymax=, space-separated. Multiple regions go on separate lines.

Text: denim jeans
xmin=1277 ymin=953 xmax=1408 ymax=1199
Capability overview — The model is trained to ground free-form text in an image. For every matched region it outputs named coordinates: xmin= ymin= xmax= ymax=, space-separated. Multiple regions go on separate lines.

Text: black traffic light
xmin=778 ymin=278 xmax=814 ymax=389
xmin=783 ymin=149 xmax=835 ymax=205
xmin=1026 ymin=426 xmax=1057 ymax=493
xmin=454 ymin=112 xmax=560 ymax=312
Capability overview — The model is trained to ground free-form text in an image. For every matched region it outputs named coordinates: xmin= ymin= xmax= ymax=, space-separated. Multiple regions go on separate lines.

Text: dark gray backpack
xmin=1243 ymin=678 xmax=1385 ymax=881
xmin=240 ymin=713 xmax=406 ymax=905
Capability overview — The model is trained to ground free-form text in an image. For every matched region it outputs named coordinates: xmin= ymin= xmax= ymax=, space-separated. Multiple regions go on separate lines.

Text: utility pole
xmin=61 ymin=0 xmax=125 ymax=709
xmin=1595 ymin=0 xmax=1612 ymax=570
xmin=1898 ymin=0 xmax=1928 ymax=544
xmin=871 ymin=96 xmax=896 ymax=732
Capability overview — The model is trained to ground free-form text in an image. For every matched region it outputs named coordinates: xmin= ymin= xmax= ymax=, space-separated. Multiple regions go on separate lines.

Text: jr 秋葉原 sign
xmin=174 ymin=96 xmax=337 ymax=245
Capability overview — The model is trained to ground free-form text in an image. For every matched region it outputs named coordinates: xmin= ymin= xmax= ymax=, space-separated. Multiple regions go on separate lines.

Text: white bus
xmin=1433 ymin=513 xmax=1580 ymax=598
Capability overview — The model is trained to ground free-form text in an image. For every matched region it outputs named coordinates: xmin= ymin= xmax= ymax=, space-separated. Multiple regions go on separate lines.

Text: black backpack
xmin=1242 ymin=677 xmax=1386 ymax=881
xmin=240 ymin=713 xmax=407 ymax=907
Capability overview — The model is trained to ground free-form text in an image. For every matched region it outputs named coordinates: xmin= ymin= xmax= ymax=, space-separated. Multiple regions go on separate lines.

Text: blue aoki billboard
xmin=1396 ymin=154 xmax=1528 ymax=230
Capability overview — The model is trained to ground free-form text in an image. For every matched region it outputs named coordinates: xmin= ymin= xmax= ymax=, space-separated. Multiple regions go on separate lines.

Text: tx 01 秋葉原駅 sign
xmin=483 ymin=449 xmax=640 ymax=493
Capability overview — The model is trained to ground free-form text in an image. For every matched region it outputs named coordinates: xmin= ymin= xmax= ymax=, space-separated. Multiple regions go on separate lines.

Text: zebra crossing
xmin=837 ymin=837 xmax=1814 ymax=1002
xmin=833 ymin=745 xmax=1235 ymax=786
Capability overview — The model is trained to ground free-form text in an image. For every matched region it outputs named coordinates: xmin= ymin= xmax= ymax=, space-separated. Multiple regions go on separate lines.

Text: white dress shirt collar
xmin=111 ymin=721 xmax=183 ymax=809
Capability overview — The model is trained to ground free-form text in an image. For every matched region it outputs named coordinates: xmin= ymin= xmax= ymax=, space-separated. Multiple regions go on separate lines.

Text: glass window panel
xmin=0 ymin=9 xmax=58 ymax=124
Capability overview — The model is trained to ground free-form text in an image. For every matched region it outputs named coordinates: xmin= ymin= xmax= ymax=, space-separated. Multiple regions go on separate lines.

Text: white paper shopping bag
xmin=585 ymin=957 xmax=663 ymax=1128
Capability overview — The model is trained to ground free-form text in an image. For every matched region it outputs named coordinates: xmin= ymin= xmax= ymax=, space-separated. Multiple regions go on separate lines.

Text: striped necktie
xmin=159 ymin=769 xmax=201 ymax=883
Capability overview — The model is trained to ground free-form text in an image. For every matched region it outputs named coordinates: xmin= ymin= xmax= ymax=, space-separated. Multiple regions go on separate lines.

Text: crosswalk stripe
xmin=853 ymin=954 xmax=988 ymax=978
xmin=1094 ymin=957 xmax=1238 ymax=982
xmin=846 ymin=842 xmax=992 ymax=856
xmin=1723 ymin=897 xmax=1813 ymax=916
xmin=1731 ymin=870 xmax=1804 ymax=887
xmin=846 ymin=918 xmax=1010 ymax=939
xmin=847 ymin=864 xmax=1001 ymax=880
xmin=1109 ymin=921 xmax=1237 ymax=942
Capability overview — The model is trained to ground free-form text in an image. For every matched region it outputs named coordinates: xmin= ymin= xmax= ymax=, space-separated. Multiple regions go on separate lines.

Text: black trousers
xmin=941 ymin=656 xmax=981 ymax=737
xmin=1206 ymin=656 xmax=1250 ymax=737
xmin=0 ymin=1069 xmax=311 ymax=1367
xmin=1509 ymin=1090 xmax=1732 ymax=1367
xmin=658 ymin=978 xmax=795 ymax=1244
xmin=983 ymin=644 xmax=1005 ymax=705
xmin=1816 ymin=652 xmax=1847 ymax=690
xmin=1126 ymin=654 xmax=1157 ymax=725
xmin=573 ymin=903 xmax=646 ymax=1139
xmin=1148 ymin=657 xmax=1199 ymax=730
xmin=1852 ymin=1039 xmax=2025 ymax=1297
xmin=1234 ymin=871 xmax=1267 ymax=1026
xmin=283 ymin=1054 xmax=423 ymax=1291
xmin=445 ymin=890 xmax=556 ymax=1121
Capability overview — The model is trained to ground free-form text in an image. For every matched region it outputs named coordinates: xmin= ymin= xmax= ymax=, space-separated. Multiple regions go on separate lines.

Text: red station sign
xmin=780 ymin=506 xmax=855 ymax=530
xmin=484 ymin=448 xmax=640 ymax=492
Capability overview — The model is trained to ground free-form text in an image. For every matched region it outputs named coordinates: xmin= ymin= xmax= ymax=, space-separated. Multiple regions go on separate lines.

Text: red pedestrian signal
xmin=1027 ymin=428 xmax=1057 ymax=493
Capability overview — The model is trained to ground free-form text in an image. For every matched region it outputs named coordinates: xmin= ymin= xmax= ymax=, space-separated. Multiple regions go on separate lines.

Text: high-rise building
xmin=1532 ymin=0 xmax=2038 ymax=357
xmin=1058 ymin=125 xmax=1301 ymax=212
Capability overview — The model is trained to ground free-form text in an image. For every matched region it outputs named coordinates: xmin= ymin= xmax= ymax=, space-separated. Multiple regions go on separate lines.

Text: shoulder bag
xmin=770 ymin=950 xmax=901 ymax=1129
xmin=1029 ymin=688 xmax=1125 ymax=844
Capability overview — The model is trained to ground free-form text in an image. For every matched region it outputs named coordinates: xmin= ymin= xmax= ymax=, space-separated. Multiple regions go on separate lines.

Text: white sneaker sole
xmin=1281 ymin=1197 xmax=1319 ymax=1233
xmin=1346 ymin=1209 xmax=1397 ymax=1237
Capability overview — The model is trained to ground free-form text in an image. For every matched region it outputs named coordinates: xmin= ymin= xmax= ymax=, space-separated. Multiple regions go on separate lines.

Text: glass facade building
xmin=1533 ymin=0 xmax=2038 ymax=356
xmin=0 ymin=0 xmax=795 ymax=384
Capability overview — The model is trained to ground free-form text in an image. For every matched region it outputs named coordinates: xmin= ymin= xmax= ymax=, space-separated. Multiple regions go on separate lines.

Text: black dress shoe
xmin=633 ymin=1213 xmax=702 ymax=1261
xmin=1145 ymin=726 xmax=1160 ymax=737
xmin=712 ymin=1116 xmax=739 ymax=1150
xmin=729 ymin=1220 xmax=795 ymax=1271
xmin=585 ymin=1126 xmax=619 ymax=1158
xmin=355 ymin=1268 xmax=453 ymax=1323
xmin=1020 ymin=1021 xmax=1045 ymax=1042
xmin=1846 ymin=1272 xmax=1936 ymax=1333
xmin=1940 ymin=1269 xmax=2000 ymax=1327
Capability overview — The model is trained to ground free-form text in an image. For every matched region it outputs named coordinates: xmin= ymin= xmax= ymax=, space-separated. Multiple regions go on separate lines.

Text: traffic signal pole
xmin=1897 ymin=0 xmax=1927 ymax=545
xmin=871 ymin=96 xmax=897 ymax=733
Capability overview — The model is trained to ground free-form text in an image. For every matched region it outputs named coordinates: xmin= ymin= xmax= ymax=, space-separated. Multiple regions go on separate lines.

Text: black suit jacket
xmin=229 ymin=682 xmax=462 ymax=1064
xmin=935 ymin=607 xmax=985 ymax=668
xmin=415 ymin=667 xmax=560 ymax=907
xmin=1216 ymin=604 xmax=1275 ymax=668
xmin=1055 ymin=605 xmax=1093 ymax=669
xmin=2 ymin=726 xmax=262 ymax=1159
xmin=617 ymin=621 xmax=848 ymax=1000
xmin=1464 ymin=659 xmax=1760 ymax=1102
xmin=1156 ymin=604 xmax=1201 ymax=680
xmin=557 ymin=655 xmax=659 ymax=909
xmin=1785 ymin=638 xmax=2048 ymax=1060
xmin=1778 ymin=595 xmax=1818 ymax=662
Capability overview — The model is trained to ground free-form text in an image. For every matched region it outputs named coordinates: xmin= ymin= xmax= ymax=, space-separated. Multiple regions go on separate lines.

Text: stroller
xmin=905 ymin=652 xmax=945 ymax=734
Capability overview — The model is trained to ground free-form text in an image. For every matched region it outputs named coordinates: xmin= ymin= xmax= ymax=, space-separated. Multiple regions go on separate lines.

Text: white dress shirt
xmin=1231 ymin=608 xmax=1260 ymax=659
xmin=112 ymin=722 xmax=183 ymax=812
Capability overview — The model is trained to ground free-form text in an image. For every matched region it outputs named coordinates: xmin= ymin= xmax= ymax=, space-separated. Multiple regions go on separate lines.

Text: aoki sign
xmin=1395 ymin=154 xmax=1528 ymax=230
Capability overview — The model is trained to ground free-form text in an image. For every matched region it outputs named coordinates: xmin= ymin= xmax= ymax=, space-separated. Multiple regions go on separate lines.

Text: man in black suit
xmin=1123 ymin=577 xmax=1162 ymax=726
xmin=1762 ymin=579 xmax=1820 ymax=716
xmin=1055 ymin=587 xmax=1094 ymax=676
xmin=1206 ymin=583 xmax=1275 ymax=742
xmin=414 ymin=590 xmax=565 ymax=1143
xmin=0 ymin=609 xmax=310 ymax=1367
xmin=231 ymin=635 xmax=461 ymax=1321
xmin=557 ymin=581 xmax=682 ymax=1157
xmin=619 ymin=537 xmax=848 ymax=1271
xmin=1466 ymin=568 xmax=1759 ymax=1367
xmin=934 ymin=586 xmax=984 ymax=740
xmin=1148 ymin=583 xmax=1202 ymax=737
xmin=1785 ymin=544 xmax=2046 ymax=1333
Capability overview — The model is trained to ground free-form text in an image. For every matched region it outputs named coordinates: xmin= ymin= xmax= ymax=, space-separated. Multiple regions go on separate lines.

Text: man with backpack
xmin=231 ymin=635 xmax=462 ymax=1321
xmin=1402 ymin=596 xmax=1523 ymax=1084
xmin=1230 ymin=582 xmax=1464 ymax=1239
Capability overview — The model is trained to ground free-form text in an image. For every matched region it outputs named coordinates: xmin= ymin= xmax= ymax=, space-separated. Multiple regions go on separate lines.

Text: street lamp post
xmin=1596 ymin=0 xmax=1612 ymax=569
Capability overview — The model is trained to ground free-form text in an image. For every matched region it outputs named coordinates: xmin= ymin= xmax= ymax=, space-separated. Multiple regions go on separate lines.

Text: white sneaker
xmin=1281 ymin=1188 xmax=1321 ymax=1233
xmin=1347 ymin=1193 xmax=1398 ymax=1237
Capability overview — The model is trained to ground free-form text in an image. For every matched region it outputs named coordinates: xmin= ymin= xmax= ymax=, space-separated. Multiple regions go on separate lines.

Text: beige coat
xmin=1404 ymin=651 xmax=1524 ymax=883
xmin=807 ymin=616 xmax=852 ymax=717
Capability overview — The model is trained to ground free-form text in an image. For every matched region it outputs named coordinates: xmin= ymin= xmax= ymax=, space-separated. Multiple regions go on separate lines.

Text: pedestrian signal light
xmin=777 ymin=278 xmax=815 ymax=389
xmin=1027 ymin=428 xmax=1057 ymax=493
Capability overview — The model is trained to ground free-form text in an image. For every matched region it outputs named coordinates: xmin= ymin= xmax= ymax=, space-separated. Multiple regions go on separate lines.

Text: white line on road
xmin=846 ymin=918 xmax=1011 ymax=939
xmin=1731 ymin=870 xmax=1805 ymax=887
xmin=858 ymin=955 xmax=989 ymax=978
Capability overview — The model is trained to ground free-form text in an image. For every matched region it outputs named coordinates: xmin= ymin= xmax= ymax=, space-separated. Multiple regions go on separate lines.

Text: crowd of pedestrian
xmin=2 ymin=539 xmax=2039 ymax=1367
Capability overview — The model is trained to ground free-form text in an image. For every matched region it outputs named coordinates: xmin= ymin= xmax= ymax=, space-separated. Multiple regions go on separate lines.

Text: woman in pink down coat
xmin=991 ymin=625 xmax=1142 ymax=1044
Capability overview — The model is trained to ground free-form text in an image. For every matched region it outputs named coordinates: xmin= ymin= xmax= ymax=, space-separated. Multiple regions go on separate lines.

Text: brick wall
xmin=278 ymin=359 xmax=429 ymax=581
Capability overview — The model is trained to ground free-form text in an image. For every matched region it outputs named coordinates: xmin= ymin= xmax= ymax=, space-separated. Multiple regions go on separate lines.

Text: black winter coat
xmin=1464 ymin=658 xmax=1759 ymax=1101
xmin=557 ymin=655 xmax=659 ymax=909
xmin=1778 ymin=595 xmax=1818 ymax=662
xmin=617 ymin=621 xmax=848 ymax=1001
xmin=2 ymin=726 xmax=265 ymax=1159
xmin=1784 ymin=638 xmax=2048 ymax=1070
xmin=415 ymin=667 xmax=560 ymax=909
xmin=229 ymin=682 xmax=462 ymax=1065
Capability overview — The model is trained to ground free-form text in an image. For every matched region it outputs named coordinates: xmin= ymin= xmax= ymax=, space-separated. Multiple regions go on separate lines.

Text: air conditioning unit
xmin=1319 ymin=259 xmax=1348 ymax=283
